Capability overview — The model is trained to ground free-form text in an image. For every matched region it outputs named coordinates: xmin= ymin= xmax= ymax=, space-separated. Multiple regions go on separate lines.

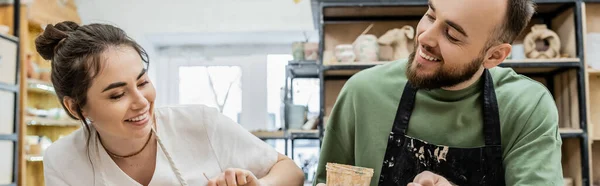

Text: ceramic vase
xmin=335 ymin=44 xmax=356 ymax=63
xmin=353 ymin=34 xmax=379 ymax=62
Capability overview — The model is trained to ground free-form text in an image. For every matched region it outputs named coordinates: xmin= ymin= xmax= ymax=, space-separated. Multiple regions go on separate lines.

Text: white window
xmin=178 ymin=66 xmax=242 ymax=123
xmin=163 ymin=55 xmax=269 ymax=132
xmin=266 ymin=54 xmax=293 ymax=129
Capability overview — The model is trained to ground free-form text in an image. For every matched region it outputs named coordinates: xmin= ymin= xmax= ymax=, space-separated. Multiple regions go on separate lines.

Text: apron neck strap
xmin=392 ymin=81 xmax=417 ymax=135
xmin=481 ymin=68 xmax=502 ymax=146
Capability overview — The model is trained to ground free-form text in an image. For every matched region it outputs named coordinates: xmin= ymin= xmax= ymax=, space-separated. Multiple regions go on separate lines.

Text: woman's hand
xmin=207 ymin=168 xmax=263 ymax=186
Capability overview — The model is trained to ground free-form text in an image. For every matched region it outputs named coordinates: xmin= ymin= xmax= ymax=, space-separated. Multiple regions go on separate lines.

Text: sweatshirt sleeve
xmin=503 ymin=93 xmax=564 ymax=185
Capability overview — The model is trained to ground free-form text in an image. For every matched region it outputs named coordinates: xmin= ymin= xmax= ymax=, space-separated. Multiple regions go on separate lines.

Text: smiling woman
xmin=34 ymin=21 xmax=304 ymax=186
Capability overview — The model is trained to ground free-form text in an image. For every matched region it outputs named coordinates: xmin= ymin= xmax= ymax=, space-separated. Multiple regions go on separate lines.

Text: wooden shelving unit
xmin=311 ymin=0 xmax=593 ymax=185
xmin=24 ymin=155 xmax=43 ymax=163
xmin=584 ymin=1 xmax=600 ymax=185
xmin=0 ymin=23 xmax=20 ymax=186
xmin=25 ymin=117 xmax=78 ymax=127
xmin=0 ymin=0 xmax=81 ymax=185
xmin=26 ymin=79 xmax=55 ymax=95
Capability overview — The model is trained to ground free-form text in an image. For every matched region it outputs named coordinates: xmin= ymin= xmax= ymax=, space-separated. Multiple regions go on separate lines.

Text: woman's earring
xmin=85 ymin=118 xmax=93 ymax=124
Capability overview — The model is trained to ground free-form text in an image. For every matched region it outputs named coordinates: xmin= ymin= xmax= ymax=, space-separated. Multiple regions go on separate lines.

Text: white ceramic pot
xmin=335 ymin=44 xmax=356 ymax=63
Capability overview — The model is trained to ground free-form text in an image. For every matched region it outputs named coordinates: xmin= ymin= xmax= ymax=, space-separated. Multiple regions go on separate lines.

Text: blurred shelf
xmin=588 ymin=67 xmax=600 ymax=75
xmin=0 ymin=134 xmax=17 ymax=141
xmin=0 ymin=82 xmax=18 ymax=92
xmin=312 ymin=0 xmax=576 ymax=28
xmin=500 ymin=58 xmax=581 ymax=67
xmin=559 ymin=128 xmax=584 ymax=138
xmin=25 ymin=155 xmax=43 ymax=162
xmin=288 ymin=61 xmax=320 ymax=78
xmin=0 ymin=32 xmax=18 ymax=43
xmin=503 ymin=58 xmax=580 ymax=63
xmin=252 ymin=129 xmax=321 ymax=140
xmin=289 ymin=60 xmax=318 ymax=65
xmin=500 ymin=58 xmax=581 ymax=74
xmin=252 ymin=130 xmax=286 ymax=140
xmin=323 ymin=61 xmax=390 ymax=69
xmin=322 ymin=61 xmax=389 ymax=77
xmin=289 ymin=129 xmax=320 ymax=139
xmin=320 ymin=58 xmax=582 ymax=76
xmin=27 ymin=79 xmax=55 ymax=95
xmin=25 ymin=116 xmax=79 ymax=127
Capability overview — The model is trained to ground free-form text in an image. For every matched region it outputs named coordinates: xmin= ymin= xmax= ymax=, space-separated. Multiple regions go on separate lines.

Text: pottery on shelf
xmin=335 ymin=44 xmax=356 ymax=63
xmin=523 ymin=24 xmax=561 ymax=59
xmin=304 ymin=42 xmax=319 ymax=60
xmin=378 ymin=25 xmax=415 ymax=61
xmin=353 ymin=34 xmax=379 ymax=62
xmin=292 ymin=42 xmax=305 ymax=61
xmin=322 ymin=50 xmax=338 ymax=65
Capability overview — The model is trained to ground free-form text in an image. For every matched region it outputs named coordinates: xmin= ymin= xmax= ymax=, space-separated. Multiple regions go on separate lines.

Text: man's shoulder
xmin=491 ymin=66 xmax=558 ymax=132
xmin=342 ymin=59 xmax=408 ymax=93
xmin=491 ymin=66 xmax=552 ymax=103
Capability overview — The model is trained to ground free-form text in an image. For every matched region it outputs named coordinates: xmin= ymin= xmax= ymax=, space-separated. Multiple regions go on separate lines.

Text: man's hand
xmin=207 ymin=168 xmax=262 ymax=186
xmin=407 ymin=171 xmax=454 ymax=186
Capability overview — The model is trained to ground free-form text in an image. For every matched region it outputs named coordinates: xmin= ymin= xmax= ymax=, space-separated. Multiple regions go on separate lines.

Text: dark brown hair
xmin=34 ymin=21 xmax=149 ymax=146
xmin=488 ymin=0 xmax=536 ymax=47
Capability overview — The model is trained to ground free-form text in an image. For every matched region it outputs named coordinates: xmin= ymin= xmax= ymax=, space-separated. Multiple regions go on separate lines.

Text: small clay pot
xmin=523 ymin=24 xmax=561 ymax=59
xmin=335 ymin=45 xmax=356 ymax=63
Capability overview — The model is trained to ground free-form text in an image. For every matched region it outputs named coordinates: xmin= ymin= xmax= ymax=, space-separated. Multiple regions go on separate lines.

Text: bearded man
xmin=313 ymin=0 xmax=563 ymax=185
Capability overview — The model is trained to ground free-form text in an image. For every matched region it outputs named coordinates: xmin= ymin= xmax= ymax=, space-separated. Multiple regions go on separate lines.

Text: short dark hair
xmin=490 ymin=0 xmax=537 ymax=46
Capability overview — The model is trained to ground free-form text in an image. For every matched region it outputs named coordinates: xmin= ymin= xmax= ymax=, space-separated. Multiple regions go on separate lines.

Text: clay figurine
xmin=523 ymin=24 xmax=561 ymax=59
xmin=377 ymin=26 xmax=415 ymax=61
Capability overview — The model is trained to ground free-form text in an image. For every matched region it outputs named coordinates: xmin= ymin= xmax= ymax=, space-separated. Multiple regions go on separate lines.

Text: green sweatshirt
xmin=314 ymin=59 xmax=563 ymax=186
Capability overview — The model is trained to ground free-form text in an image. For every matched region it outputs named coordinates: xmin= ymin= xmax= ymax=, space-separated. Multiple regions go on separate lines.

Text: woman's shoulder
xmin=43 ymin=127 xmax=97 ymax=185
xmin=43 ymin=127 xmax=93 ymax=175
xmin=154 ymin=104 xmax=222 ymax=132
xmin=44 ymin=127 xmax=88 ymax=160
xmin=155 ymin=104 xmax=218 ymax=116
xmin=155 ymin=104 xmax=220 ymax=122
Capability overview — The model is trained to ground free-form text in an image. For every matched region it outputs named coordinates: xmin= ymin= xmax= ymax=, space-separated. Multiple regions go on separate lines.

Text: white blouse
xmin=42 ymin=104 xmax=279 ymax=186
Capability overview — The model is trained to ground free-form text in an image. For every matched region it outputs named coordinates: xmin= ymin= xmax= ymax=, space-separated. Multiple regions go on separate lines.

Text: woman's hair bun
xmin=35 ymin=21 xmax=80 ymax=60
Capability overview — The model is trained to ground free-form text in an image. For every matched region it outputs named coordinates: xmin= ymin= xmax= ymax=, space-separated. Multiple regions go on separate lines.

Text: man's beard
xmin=406 ymin=46 xmax=484 ymax=90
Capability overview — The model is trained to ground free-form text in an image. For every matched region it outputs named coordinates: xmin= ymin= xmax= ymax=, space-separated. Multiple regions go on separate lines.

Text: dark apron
xmin=378 ymin=69 xmax=505 ymax=186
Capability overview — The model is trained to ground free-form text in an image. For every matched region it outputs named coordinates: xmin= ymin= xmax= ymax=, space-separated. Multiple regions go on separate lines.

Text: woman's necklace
xmin=99 ymin=130 xmax=153 ymax=159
